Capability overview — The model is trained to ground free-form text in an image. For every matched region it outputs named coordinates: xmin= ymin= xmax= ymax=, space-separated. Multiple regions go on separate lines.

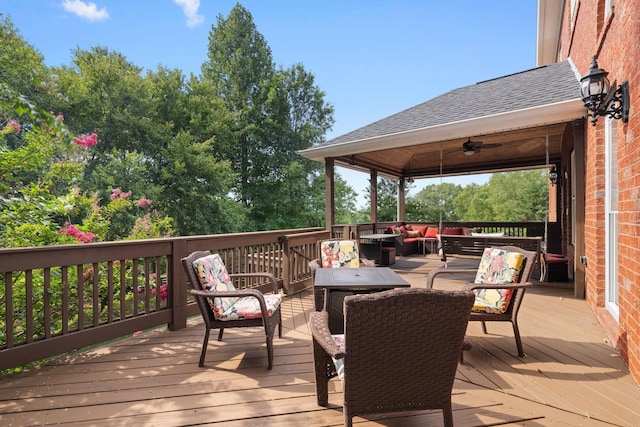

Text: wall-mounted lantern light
xmin=579 ymin=56 xmax=629 ymax=126
xmin=549 ymin=165 xmax=558 ymax=186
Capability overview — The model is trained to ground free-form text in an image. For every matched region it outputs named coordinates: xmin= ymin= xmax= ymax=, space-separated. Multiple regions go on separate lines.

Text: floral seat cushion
xmin=217 ymin=293 xmax=282 ymax=321
xmin=472 ymin=248 xmax=525 ymax=314
xmin=192 ymin=253 xmax=281 ymax=320
xmin=320 ymin=240 xmax=361 ymax=269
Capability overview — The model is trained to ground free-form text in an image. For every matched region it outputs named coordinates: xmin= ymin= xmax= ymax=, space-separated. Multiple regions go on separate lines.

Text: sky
xmin=3 ymin=0 xmax=540 ymax=207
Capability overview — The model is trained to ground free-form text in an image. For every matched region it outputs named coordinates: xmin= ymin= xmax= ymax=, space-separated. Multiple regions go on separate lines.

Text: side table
xmin=418 ymin=237 xmax=437 ymax=256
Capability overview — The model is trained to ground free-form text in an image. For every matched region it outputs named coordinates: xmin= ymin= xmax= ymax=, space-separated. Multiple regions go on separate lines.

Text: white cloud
xmin=173 ymin=0 xmax=204 ymax=28
xmin=62 ymin=0 xmax=109 ymax=22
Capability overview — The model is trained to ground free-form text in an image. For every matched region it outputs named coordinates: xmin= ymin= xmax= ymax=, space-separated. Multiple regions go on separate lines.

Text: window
xmin=605 ymin=117 xmax=619 ymax=320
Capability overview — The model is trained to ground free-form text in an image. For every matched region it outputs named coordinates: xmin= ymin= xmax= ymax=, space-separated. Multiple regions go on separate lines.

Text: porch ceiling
xmin=330 ymin=122 xmax=570 ymax=179
xmin=301 ymin=60 xmax=586 ymax=179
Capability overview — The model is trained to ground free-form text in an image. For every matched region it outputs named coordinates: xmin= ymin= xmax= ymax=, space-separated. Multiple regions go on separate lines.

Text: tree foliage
xmin=1 ymin=9 xmax=357 ymax=238
xmin=406 ymin=182 xmax=463 ymax=222
xmin=405 ymin=170 xmax=549 ymax=223
xmin=202 ymin=5 xmax=340 ymax=229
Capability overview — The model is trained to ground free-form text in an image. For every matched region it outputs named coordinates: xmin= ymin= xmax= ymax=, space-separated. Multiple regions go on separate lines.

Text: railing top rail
xmin=0 ymin=240 xmax=174 ymax=272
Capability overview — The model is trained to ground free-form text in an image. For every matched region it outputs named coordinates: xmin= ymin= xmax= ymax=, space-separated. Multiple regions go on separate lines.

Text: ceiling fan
xmin=462 ymin=138 xmax=502 ymax=155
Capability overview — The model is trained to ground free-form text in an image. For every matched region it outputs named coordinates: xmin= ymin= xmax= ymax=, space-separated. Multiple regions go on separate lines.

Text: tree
xmin=202 ymin=6 xmax=336 ymax=231
xmin=53 ymin=47 xmax=151 ymax=157
xmin=155 ymin=131 xmax=246 ymax=235
xmin=0 ymin=88 xmax=174 ymax=246
xmin=0 ymin=17 xmax=54 ymax=114
xmin=203 ymin=4 xmax=274 ymax=207
xmin=375 ymin=178 xmax=400 ymax=221
xmin=247 ymin=64 xmax=335 ymax=229
xmin=483 ymin=170 xmax=548 ymax=221
xmin=452 ymin=183 xmax=493 ymax=221
xmin=406 ymin=182 xmax=463 ymax=222
xmin=407 ymin=171 xmax=549 ymax=223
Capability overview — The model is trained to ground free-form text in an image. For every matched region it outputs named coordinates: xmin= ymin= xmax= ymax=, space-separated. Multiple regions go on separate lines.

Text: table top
xmin=359 ymin=233 xmax=400 ymax=240
xmin=314 ymin=267 xmax=410 ymax=289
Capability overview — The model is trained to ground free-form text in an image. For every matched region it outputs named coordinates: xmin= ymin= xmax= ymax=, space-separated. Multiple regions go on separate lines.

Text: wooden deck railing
xmin=0 ymin=222 xmax=548 ymax=372
xmin=0 ymin=228 xmax=323 ymax=372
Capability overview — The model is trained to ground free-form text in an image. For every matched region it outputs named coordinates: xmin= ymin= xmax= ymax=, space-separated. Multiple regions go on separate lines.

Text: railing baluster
xmin=119 ymin=260 xmax=126 ymax=320
xmin=44 ymin=268 xmax=51 ymax=339
xmin=144 ymin=258 xmax=150 ymax=314
xmin=5 ymin=272 xmax=14 ymax=348
xmin=154 ymin=256 xmax=161 ymax=312
xmin=92 ymin=262 xmax=99 ymax=327
xmin=62 ymin=266 xmax=69 ymax=335
xmin=107 ymin=261 xmax=114 ymax=323
xmin=25 ymin=270 xmax=33 ymax=343
xmin=77 ymin=264 xmax=84 ymax=330
xmin=132 ymin=258 xmax=139 ymax=317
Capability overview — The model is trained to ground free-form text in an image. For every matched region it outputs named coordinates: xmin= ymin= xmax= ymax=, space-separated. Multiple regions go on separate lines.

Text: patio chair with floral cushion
xmin=310 ymin=288 xmax=474 ymax=427
xmin=309 ymin=239 xmax=375 ymax=310
xmin=426 ymin=245 xmax=536 ymax=358
xmin=181 ymin=250 xmax=282 ymax=369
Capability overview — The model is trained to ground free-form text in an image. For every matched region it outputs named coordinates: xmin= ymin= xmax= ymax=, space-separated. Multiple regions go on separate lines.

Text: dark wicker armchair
xmin=426 ymin=245 xmax=536 ymax=358
xmin=310 ymin=288 xmax=474 ymax=427
xmin=181 ymin=250 xmax=282 ymax=369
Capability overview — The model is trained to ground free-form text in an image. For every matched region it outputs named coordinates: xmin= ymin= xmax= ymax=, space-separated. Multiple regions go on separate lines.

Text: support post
xmin=325 ymin=158 xmax=335 ymax=231
xmin=398 ymin=179 xmax=406 ymax=222
xmin=370 ymin=169 xmax=378 ymax=224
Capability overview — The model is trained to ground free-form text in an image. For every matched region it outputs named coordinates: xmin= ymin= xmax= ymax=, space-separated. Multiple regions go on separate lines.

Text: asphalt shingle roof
xmin=323 ymin=61 xmax=580 ymax=146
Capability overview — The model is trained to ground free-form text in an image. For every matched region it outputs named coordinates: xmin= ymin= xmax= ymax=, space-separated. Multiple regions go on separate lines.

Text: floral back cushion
xmin=320 ymin=240 xmax=361 ymax=269
xmin=472 ymin=248 xmax=525 ymax=314
xmin=192 ymin=253 xmax=238 ymax=318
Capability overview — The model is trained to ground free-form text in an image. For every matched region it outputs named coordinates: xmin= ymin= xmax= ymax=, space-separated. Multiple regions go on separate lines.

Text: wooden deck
xmin=1 ymin=254 xmax=639 ymax=426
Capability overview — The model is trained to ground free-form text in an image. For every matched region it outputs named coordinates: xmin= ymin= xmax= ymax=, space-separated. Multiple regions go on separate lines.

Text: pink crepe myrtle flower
xmin=136 ymin=198 xmax=152 ymax=207
xmin=74 ymin=133 xmax=98 ymax=148
xmin=6 ymin=120 xmax=20 ymax=133
xmin=59 ymin=222 xmax=97 ymax=243
xmin=151 ymin=283 xmax=168 ymax=301
xmin=110 ymin=188 xmax=131 ymax=200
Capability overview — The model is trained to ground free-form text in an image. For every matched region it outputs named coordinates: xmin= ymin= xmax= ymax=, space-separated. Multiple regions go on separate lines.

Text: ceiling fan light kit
xmin=461 ymin=137 xmax=501 ymax=155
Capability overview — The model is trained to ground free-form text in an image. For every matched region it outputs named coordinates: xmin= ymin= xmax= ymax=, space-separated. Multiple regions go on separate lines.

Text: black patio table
xmin=313 ymin=267 xmax=410 ymax=333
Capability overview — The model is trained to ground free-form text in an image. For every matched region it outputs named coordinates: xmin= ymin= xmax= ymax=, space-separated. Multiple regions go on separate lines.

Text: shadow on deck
xmin=0 ymin=254 xmax=638 ymax=426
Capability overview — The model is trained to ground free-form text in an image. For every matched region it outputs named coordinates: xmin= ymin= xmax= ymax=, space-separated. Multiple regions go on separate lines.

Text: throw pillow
xmin=414 ymin=225 xmax=428 ymax=237
xmin=192 ymin=254 xmax=239 ymax=318
xmin=471 ymin=248 xmax=525 ymax=314
xmin=425 ymin=227 xmax=439 ymax=238
xmin=475 ymin=247 xmax=524 ymax=284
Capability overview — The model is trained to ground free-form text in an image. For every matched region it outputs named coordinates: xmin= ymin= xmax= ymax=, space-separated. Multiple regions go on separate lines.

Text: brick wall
xmin=557 ymin=0 xmax=640 ymax=383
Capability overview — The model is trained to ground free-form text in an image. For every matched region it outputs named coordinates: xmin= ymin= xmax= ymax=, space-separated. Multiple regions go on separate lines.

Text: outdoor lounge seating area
xmin=2 ymin=253 xmax=639 ymax=426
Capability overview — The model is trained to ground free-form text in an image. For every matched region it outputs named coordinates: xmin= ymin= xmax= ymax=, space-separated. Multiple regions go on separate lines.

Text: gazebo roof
xmin=300 ymin=60 xmax=586 ymax=179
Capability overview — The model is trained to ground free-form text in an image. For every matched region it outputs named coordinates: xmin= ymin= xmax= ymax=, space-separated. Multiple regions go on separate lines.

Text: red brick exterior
xmin=556 ymin=0 xmax=640 ymax=383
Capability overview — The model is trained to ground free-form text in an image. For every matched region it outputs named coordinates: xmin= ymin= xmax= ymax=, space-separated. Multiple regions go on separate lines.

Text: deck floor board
xmin=1 ymin=254 xmax=638 ymax=426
